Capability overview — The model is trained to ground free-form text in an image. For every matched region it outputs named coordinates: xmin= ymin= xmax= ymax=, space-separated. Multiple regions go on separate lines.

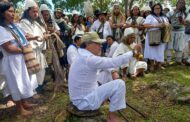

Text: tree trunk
xmin=129 ymin=0 xmax=135 ymax=10
xmin=125 ymin=0 xmax=129 ymax=16
xmin=100 ymin=0 xmax=103 ymax=11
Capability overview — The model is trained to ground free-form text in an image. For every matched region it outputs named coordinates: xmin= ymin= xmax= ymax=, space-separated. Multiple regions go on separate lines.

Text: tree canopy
xmin=12 ymin=0 xmax=190 ymax=14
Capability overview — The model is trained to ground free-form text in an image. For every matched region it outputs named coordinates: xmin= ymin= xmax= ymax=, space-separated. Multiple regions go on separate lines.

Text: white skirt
xmin=2 ymin=54 xmax=34 ymax=101
xmin=144 ymin=35 xmax=166 ymax=62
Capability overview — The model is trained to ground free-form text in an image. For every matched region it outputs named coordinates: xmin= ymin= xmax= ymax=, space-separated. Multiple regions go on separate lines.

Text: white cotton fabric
xmin=91 ymin=20 xmax=112 ymax=39
xmin=67 ymin=45 xmax=78 ymax=65
xmin=126 ymin=16 xmax=145 ymax=44
xmin=0 ymin=58 xmax=10 ymax=97
xmin=69 ymin=48 xmax=134 ymax=111
xmin=113 ymin=43 xmax=147 ymax=74
xmin=20 ymin=19 xmax=48 ymax=85
xmin=144 ymin=15 xmax=166 ymax=62
xmin=0 ymin=26 xmax=35 ymax=101
xmin=105 ymin=41 xmax=119 ymax=57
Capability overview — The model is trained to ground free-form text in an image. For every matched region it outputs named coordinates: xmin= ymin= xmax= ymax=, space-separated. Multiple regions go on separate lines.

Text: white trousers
xmin=0 ymin=75 xmax=10 ymax=97
xmin=129 ymin=61 xmax=147 ymax=74
xmin=72 ymin=79 xmax=126 ymax=112
xmin=36 ymin=68 xmax=45 ymax=85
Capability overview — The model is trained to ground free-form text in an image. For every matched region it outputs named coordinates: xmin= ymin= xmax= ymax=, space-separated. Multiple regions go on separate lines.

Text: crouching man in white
xmin=68 ymin=32 xmax=142 ymax=122
xmin=113 ymin=28 xmax=147 ymax=79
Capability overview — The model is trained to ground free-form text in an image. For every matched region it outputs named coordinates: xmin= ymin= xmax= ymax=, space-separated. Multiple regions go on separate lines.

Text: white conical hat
xmin=24 ymin=0 xmax=38 ymax=10
xmin=113 ymin=1 xmax=120 ymax=6
xmin=132 ymin=4 xmax=139 ymax=9
xmin=40 ymin=4 xmax=49 ymax=12
xmin=141 ymin=6 xmax=151 ymax=11
xmin=124 ymin=28 xmax=134 ymax=37
xmin=72 ymin=10 xmax=79 ymax=16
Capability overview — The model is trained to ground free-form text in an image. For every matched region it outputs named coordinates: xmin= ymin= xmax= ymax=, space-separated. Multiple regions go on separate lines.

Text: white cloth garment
xmin=113 ymin=43 xmax=147 ymax=74
xmin=91 ymin=20 xmax=112 ymax=39
xmin=143 ymin=15 xmax=166 ymax=62
xmin=0 ymin=59 xmax=10 ymax=97
xmin=126 ymin=16 xmax=145 ymax=44
xmin=166 ymin=10 xmax=187 ymax=51
xmin=105 ymin=41 xmax=119 ymax=57
xmin=20 ymin=19 xmax=48 ymax=85
xmin=97 ymin=41 xmax=119 ymax=84
xmin=67 ymin=44 xmax=78 ymax=65
xmin=69 ymin=48 xmax=134 ymax=112
xmin=0 ymin=25 xmax=35 ymax=101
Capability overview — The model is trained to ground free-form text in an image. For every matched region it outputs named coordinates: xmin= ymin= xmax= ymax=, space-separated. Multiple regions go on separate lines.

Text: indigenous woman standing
xmin=143 ymin=3 xmax=169 ymax=71
xmin=0 ymin=1 xmax=36 ymax=116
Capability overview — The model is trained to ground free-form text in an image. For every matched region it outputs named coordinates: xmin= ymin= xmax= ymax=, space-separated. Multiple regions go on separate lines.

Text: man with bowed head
xmin=68 ymin=32 xmax=142 ymax=122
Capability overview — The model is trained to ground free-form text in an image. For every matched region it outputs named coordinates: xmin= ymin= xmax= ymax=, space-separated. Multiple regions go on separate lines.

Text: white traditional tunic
xmin=105 ymin=41 xmax=119 ymax=57
xmin=91 ymin=20 xmax=112 ymax=39
xmin=20 ymin=19 xmax=48 ymax=85
xmin=113 ymin=43 xmax=147 ymax=74
xmin=67 ymin=44 xmax=78 ymax=65
xmin=0 ymin=24 xmax=35 ymax=101
xmin=126 ymin=16 xmax=145 ymax=44
xmin=69 ymin=48 xmax=134 ymax=112
xmin=144 ymin=15 xmax=166 ymax=62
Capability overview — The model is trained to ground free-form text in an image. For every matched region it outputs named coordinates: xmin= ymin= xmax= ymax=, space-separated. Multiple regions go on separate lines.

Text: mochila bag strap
xmin=7 ymin=24 xmax=41 ymax=74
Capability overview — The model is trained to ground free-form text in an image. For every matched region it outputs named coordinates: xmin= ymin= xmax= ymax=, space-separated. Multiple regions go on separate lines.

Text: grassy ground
xmin=0 ymin=65 xmax=190 ymax=122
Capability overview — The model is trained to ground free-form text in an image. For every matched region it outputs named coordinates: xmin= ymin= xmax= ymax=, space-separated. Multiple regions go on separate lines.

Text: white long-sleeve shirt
xmin=91 ymin=20 xmax=112 ymax=39
xmin=68 ymin=48 xmax=133 ymax=101
xmin=67 ymin=44 xmax=78 ymax=65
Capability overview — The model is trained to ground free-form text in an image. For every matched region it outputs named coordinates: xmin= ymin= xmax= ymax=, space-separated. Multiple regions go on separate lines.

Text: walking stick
xmin=118 ymin=110 xmax=129 ymax=122
xmin=126 ymin=102 xmax=147 ymax=119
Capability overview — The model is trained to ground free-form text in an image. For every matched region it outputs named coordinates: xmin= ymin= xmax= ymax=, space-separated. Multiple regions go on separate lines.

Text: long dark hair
xmin=176 ymin=0 xmax=187 ymax=17
xmin=130 ymin=6 xmax=141 ymax=18
xmin=151 ymin=3 xmax=164 ymax=17
xmin=71 ymin=14 xmax=80 ymax=25
xmin=21 ymin=7 xmax=44 ymax=26
xmin=0 ymin=1 xmax=13 ymax=26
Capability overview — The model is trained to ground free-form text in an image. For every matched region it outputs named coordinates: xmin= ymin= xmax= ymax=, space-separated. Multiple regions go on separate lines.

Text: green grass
xmin=1 ymin=65 xmax=190 ymax=122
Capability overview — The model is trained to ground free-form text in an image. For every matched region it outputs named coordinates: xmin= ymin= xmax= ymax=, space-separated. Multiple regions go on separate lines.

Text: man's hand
xmin=111 ymin=71 xmax=120 ymax=80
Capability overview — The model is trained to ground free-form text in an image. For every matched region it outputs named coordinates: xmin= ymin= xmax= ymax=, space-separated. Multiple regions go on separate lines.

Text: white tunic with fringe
xmin=20 ymin=19 xmax=48 ymax=85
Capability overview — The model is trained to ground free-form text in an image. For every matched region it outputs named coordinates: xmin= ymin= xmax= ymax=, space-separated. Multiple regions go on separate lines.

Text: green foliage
xmin=92 ymin=0 xmax=112 ymax=12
